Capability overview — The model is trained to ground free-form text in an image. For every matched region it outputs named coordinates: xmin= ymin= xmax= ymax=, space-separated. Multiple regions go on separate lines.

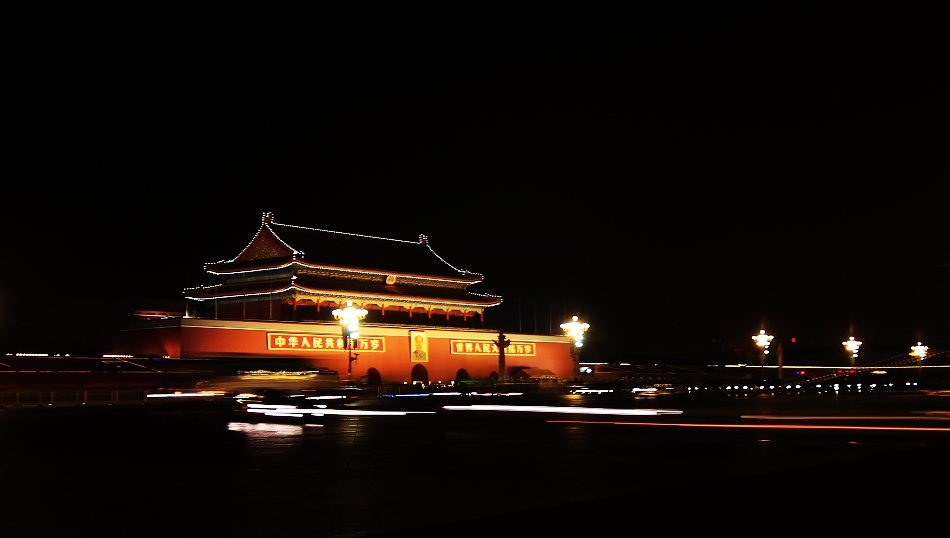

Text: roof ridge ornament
xmin=419 ymin=234 xmax=428 ymax=245
xmin=262 ymin=212 xmax=274 ymax=224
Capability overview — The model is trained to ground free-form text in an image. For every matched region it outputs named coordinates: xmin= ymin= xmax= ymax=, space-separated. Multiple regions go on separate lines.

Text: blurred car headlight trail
xmin=227 ymin=422 xmax=304 ymax=436
xmin=548 ymin=421 xmax=950 ymax=431
xmin=245 ymin=403 xmax=433 ymax=417
xmin=442 ymin=405 xmax=682 ymax=416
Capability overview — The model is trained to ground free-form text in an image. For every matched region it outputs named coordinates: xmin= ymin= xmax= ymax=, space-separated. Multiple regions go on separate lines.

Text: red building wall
xmin=111 ymin=318 xmax=574 ymax=383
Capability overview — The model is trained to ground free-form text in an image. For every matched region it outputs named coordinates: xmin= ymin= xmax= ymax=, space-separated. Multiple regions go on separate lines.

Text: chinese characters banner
xmin=449 ymin=340 xmax=536 ymax=356
xmin=267 ymin=333 xmax=387 ymax=352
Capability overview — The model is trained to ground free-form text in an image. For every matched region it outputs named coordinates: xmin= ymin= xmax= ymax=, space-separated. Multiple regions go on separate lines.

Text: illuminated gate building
xmin=113 ymin=213 xmax=573 ymax=384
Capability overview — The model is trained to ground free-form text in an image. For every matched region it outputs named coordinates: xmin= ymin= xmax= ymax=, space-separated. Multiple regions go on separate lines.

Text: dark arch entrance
xmin=455 ymin=368 xmax=470 ymax=382
xmin=488 ymin=371 xmax=499 ymax=382
xmin=363 ymin=368 xmax=381 ymax=385
xmin=411 ymin=364 xmax=429 ymax=385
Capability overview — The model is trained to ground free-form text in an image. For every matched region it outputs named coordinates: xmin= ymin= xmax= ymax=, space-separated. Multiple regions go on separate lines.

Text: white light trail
xmin=548 ymin=421 xmax=950 ymax=432
xmin=244 ymin=404 xmax=433 ymax=417
xmin=443 ymin=405 xmax=682 ymax=416
xmin=227 ymin=422 xmax=303 ymax=436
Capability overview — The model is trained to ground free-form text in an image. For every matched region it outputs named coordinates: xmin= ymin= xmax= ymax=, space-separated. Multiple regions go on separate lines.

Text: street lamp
xmin=843 ymin=336 xmax=863 ymax=367
xmin=752 ymin=329 xmax=774 ymax=366
xmin=561 ymin=315 xmax=590 ymax=380
xmin=910 ymin=341 xmax=929 ymax=362
xmin=332 ymin=300 xmax=368 ymax=382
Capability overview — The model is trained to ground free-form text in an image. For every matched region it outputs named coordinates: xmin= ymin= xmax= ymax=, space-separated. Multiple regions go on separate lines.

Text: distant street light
xmin=843 ymin=336 xmax=863 ymax=367
xmin=332 ymin=300 xmax=368 ymax=382
xmin=752 ymin=330 xmax=774 ymax=365
xmin=910 ymin=341 xmax=929 ymax=362
xmin=561 ymin=316 xmax=590 ymax=380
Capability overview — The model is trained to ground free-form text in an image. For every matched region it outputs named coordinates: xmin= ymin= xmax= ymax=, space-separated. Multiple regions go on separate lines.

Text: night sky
xmin=3 ymin=6 xmax=946 ymax=364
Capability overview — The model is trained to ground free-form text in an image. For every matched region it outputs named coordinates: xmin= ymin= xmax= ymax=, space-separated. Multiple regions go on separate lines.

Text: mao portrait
xmin=410 ymin=332 xmax=428 ymax=362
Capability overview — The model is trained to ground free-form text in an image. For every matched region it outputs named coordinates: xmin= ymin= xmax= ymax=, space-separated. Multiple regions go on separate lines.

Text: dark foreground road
xmin=2 ymin=391 xmax=949 ymax=536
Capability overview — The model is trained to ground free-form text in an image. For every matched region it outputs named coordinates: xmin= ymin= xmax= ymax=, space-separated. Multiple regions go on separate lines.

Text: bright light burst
xmin=753 ymin=330 xmax=774 ymax=355
xmin=910 ymin=342 xmax=929 ymax=360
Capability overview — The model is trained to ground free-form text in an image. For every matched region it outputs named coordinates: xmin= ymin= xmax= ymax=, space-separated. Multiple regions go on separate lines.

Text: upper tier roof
xmin=205 ymin=213 xmax=483 ymax=282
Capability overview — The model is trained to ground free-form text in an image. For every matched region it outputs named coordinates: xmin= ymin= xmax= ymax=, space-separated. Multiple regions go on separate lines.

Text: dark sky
xmin=3 ymin=6 xmax=947 ymax=362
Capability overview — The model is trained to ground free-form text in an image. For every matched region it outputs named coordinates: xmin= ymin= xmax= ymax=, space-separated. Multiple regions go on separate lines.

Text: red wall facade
xmin=112 ymin=318 xmax=574 ymax=384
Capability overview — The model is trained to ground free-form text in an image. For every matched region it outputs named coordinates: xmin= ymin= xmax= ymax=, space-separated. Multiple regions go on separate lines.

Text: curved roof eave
xmin=186 ymin=283 xmax=503 ymax=307
xmin=290 ymin=283 xmax=501 ymax=307
xmin=207 ymin=259 xmax=481 ymax=284
xmin=268 ymin=219 xmax=483 ymax=279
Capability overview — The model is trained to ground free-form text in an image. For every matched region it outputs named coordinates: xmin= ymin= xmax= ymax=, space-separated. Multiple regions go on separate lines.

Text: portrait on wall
xmin=410 ymin=331 xmax=428 ymax=362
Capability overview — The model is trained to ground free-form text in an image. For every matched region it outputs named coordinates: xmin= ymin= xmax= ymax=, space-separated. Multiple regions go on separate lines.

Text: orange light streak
xmin=741 ymin=415 xmax=950 ymax=421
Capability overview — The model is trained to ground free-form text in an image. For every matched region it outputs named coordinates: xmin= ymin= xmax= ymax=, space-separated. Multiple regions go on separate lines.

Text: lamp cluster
xmin=561 ymin=316 xmax=590 ymax=349
xmin=332 ymin=300 xmax=369 ymax=382
xmin=753 ymin=331 xmax=930 ymax=365
xmin=753 ymin=330 xmax=774 ymax=355
xmin=843 ymin=336 xmax=863 ymax=360
xmin=911 ymin=342 xmax=929 ymax=360
xmin=332 ymin=300 xmax=368 ymax=342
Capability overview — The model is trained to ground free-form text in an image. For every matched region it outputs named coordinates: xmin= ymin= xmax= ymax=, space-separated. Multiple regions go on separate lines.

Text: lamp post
xmin=843 ymin=336 xmax=863 ymax=367
xmin=332 ymin=300 xmax=368 ymax=383
xmin=561 ymin=316 xmax=590 ymax=381
xmin=752 ymin=329 xmax=774 ymax=366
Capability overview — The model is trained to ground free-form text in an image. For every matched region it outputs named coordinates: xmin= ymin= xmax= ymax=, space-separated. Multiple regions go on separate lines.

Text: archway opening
xmin=411 ymin=364 xmax=429 ymax=385
xmin=455 ymin=368 xmax=470 ymax=382
xmin=363 ymin=367 xmax=381 ymax=385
